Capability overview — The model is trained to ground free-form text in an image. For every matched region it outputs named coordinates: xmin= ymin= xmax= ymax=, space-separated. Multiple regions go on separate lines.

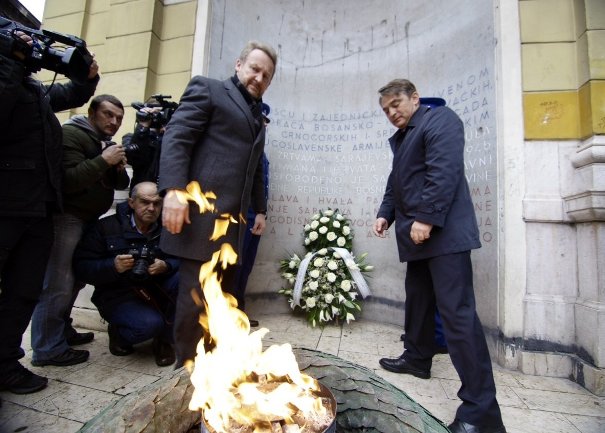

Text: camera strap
xmin=131 ymin=283 xmax=175 ymax=325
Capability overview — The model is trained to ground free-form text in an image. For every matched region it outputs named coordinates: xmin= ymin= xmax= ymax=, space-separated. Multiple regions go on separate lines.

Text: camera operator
xmin=122 ymin=96 xmax=177 ymax=187
xmin=0 ymin=18 xmax=99 ymax=395
xmin=73 ymin=182 xmax=179 ymax=367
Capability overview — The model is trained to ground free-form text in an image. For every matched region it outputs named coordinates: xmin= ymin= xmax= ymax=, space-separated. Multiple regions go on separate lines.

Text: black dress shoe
xmin=66 ymin=331 xmax=94 ymax=346
xmin=31 ymin=348 xmax=89 ymax=367
xmin=249 ymin=319 xmax=259 ymax=327
xmin=0 ymin=364 xmax=48 ymax=394
xmin=108 ymin=324 xmax=134 ymax=356
xmin=448 ymin=419 xmax=506 ymax=433
xmin=379 ymin=356 xmax=430 ymax=379
xmin=152 ymin=338 xmax=175 ymax=367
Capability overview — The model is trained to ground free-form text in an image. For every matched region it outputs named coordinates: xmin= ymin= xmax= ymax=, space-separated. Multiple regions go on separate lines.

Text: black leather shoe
xmin=379 ymin=356 xmax=430 ymax=379
xmin=249 ymin=319 xmax=259 ymax=327
xmin=153 ymin=338 xmax=175 ymax=367
xmin=0 ymin=364 xmax=48 ymax=394
xmin=66 ymin=331 xmax=94 ymax=346
xmin=448 ymin=419 xmax=506 ymax=433
xmin=108 ymin=324 xmax=134 ymax=356
xmin=31 ymin=348 xmax=89 ymax=367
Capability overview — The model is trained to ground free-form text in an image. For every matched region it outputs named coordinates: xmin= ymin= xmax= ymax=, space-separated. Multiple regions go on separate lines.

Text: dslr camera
xmin=131 ymin=94 xmax=179 ymax=130
xmin=0 ymin=17 xmax=93 ymax=84
xmin=128 ymin=245 xmax=157 ymax=281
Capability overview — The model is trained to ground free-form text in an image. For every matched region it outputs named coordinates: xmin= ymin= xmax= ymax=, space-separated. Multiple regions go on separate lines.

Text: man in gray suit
xmin=159 ymin=41 xmax=276 ymax=367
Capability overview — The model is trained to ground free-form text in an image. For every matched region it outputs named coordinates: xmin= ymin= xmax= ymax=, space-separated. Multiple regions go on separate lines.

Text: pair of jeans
xmin=109 ymin=273 xmax=179 ymax=345
xmin=0 ymin=214 xmax=54 ymax=372
xmin=31 ymin=213 xmax=86 ymax=362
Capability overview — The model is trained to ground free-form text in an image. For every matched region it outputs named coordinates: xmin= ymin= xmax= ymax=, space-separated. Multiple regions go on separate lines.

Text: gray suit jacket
xmin=158 ymin=76 xmax=266 ymax=262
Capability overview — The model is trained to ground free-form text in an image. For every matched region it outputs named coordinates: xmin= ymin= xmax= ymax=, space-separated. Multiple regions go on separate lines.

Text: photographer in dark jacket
xmin=74 ymin=182 xmax=179 ymax=366
xmin=0 ymin=19 xmax=98 ymax=394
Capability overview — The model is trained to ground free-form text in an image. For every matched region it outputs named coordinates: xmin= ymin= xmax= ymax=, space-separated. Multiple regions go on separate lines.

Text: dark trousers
xmin=0 ymin=215 xmax=54 ymax=373
xmin=232 ymin=222 xmax=261 ymax=311
xmin=403 ymin=251 xmax=502 ymax=426
xmin=173 ymin=258 xmax=237 ymax=367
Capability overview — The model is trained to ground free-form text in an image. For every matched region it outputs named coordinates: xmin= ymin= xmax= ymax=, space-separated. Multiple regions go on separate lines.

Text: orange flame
xmin=180 ymin=181 xmax=325 ymax=433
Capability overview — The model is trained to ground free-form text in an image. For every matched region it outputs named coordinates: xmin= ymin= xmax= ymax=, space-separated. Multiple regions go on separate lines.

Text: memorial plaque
xmin=207 ymin=0 xmax=497 ymax=327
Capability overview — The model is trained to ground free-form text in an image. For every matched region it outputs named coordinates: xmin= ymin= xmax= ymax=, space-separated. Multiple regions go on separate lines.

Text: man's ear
xmin=128 ymin=197 xmax=135 ymax=209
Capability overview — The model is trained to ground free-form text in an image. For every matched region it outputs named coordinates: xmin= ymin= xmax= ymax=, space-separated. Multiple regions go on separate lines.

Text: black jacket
xmin=73 ymin=201 xmax=179 ymax=319
xmin=0 ymin=21 xmax=99 ymax=217
xmin=377 ymin=105 xmax=481 ymax=262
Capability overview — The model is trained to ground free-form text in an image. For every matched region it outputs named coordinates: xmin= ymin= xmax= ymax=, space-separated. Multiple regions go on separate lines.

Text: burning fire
xmin=180 ymin=182 xmax=331 ymax=433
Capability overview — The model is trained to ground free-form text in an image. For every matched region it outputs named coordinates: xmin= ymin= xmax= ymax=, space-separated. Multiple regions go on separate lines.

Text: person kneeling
xmin=74 ymin=182 xmax=179 ymax=366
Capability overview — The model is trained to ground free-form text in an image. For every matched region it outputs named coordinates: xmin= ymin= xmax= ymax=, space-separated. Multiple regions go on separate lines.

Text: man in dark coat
xmin=159 ymin=41 xmax=276 ymax=367
xmin=0 ymin=20 xmax=98 ymax=394
xmin=74 ymin=182 xmax=179 ymax=366
xmin=373 ymin=79 xmax=506 ymax=433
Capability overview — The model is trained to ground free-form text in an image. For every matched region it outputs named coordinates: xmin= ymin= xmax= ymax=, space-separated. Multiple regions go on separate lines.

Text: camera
xmin=131 ymin=94 xmax=179 ymax=130
xmin=128 ymin=245 xmax=157 ymax=281
xmin=0 ymin=17 xmax=93 ymax=84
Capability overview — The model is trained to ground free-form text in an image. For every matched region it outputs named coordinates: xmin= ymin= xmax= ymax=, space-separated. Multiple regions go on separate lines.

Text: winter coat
xmin=0 ymin=27 xmax=98 ymax=217
xmin=377 ymin=105 xmax=481 ymax=262
xmin=73 ymin=201 xmax=179 ymax=319
xmin=158 ymin=76 xmax=267 ymax=262
xmin=61 ymin=115 xmax=130 ymax=222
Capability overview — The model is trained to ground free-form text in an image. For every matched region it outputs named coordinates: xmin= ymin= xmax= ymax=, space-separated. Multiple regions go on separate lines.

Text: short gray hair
xmin=239 ymin=40 xmax=278 ymax=73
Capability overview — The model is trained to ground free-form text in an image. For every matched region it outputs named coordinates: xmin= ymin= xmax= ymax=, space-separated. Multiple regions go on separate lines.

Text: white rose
xmin=313 ymin=257 xmax=324 ymax=267
xmin=327 ymin=272 xmax=336 ymax=282
xmin=324 ymin=293 xmax=334 ymax=303
xmin=309 ymin=231 xmax=318 ymax=241
xmin=341 ymin=280 xmax=351 ymax=291
xmin=319 ymin=226 xmax=328 ymax=234
xmin=306 ymin=297 xmax=316 ymax=308
xmin=305 ymin=252 xmax=313 ymax=258
xmin=318 ymin=248 xmax=328 ymax=255
xmin=337 ymin=236 xmax=346 ymax=247
xmin=288 ymin=277 xmax=295 ymax=284
xmin=320 ymin=216 xmax=330 ymax=223
xmin=312 ymin=213 xmax=320 ymax=220
xmin=327 ymin=232 xmax=337 ymax=241
xmin=333 ymin=220 xmax=341 ymax=228
xmin=336 ymin=214 xmax=344 ymax=221
xmin=310 ymin=220 xmax=319 ymax=229
xmin=342 ymin=226 xmax=351 ymax=236
xmin=289 ymin=260 xmax=297 ymax=269
xmin=309 ymin=281 xmax=319 ymax=291
xmin=327 ymin=260 xmax=338 ymax=270
xmin=283 ymin=272 xmax=293 ymax=279
xmin=324 ymin=210 xmax=334 ymax=216
xmin=304 ymin=238 xmax=310 ymax=245
xmin=332 ymin=251 xmax=341 ymax=259
xmin=304 ymin=224 xmax=311 ymax=231
xmin=309 ymin=269 xmax=320 ymax=278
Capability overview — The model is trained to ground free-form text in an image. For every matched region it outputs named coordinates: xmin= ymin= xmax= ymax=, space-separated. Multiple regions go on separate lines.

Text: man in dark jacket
xmin=0 ymin=21 xmax=98 ymax=394
xmin=160 ymin=41 xmax=276 ymax=367
xmin=373 ymin=79 xmax=505 ymax=433
xmin=30 ymin=94 xmax=130 ymax=367
xmin=74 ymin=182 xmax=178 ymax=366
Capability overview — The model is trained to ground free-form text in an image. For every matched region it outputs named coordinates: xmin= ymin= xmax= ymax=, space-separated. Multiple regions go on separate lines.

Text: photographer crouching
xmin=73 ymin=182 xmax=179 ymax=366
xmin=122 ymin=95 xmax=178 ymax=186
xmin=0 ymin=17 xmax=98 ymax=394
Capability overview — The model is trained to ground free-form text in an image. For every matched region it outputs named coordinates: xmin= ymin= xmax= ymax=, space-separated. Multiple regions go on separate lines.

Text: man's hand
xmin=162 ymin=189 xmax=191 ymax=234
xmin=250 ymin=213 xmax=266 ymax=235
xmin=114 ymin=254 xmax=134 ymax=273
xmin=410 ymin=221 xmax=433 ymax=245
xmin=373 ymin=217 xmax=389 ymax=238
xmin=87 ymin=52 xmax=98 ymax=79
xmin=101 ymin=143 xmax=126 ymax=166
xmin=137 ymin=107 xmax=162 ymax=128
xmin=148 ymin=259 xmax=168 ymax=276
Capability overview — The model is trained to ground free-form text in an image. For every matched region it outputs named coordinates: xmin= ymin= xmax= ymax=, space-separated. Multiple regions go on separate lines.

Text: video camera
xmin=128 ymin=245 xmax=158 ymax=281
xmin=0 ymin=17 xmax=93 ymax=84
xmin=131 ymin=94 xmax=179 ymax=130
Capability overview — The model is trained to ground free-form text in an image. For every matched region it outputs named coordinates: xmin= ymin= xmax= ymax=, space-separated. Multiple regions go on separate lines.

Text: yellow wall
xmin=39 ymin=0 xmax=197 ymax=130
xmin=520 ymin=0 xmax=605 ymax=140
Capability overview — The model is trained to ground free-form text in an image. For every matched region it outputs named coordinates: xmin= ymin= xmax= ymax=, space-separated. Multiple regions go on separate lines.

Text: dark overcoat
xmin=158 ymin=76 xmax=266 ymax=262
xmin=377 ymin=105 xmax=481 ymax=262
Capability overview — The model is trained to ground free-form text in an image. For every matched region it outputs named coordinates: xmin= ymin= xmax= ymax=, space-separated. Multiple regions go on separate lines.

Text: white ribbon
xmin=293 ymin=247 xmax=372 ymax=306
